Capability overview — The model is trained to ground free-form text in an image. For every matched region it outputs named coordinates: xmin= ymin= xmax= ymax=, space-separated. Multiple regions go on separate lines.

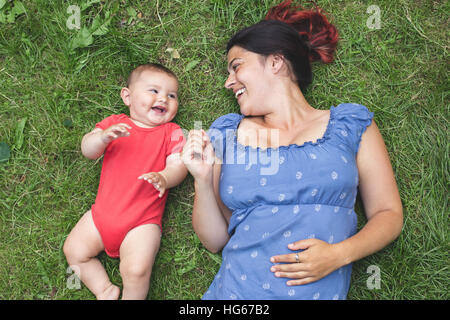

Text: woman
xmin=182 ymin=1 xmax=403 ymax=300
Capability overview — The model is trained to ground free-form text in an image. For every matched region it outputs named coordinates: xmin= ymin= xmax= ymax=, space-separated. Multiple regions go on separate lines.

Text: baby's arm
xmin=139 ymin=153 xmax=188 ymax=197
xmin=81 ymin=123 xmax=131 ymax=159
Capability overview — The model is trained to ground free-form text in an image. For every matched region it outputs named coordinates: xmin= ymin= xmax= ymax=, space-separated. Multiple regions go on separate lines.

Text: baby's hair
xmin=126 ymin=63 xmax=178 ymax=88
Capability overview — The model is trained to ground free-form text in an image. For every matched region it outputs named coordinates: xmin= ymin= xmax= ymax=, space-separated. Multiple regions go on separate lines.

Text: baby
xmin=63 ymin=63 xmax=187 ymax=300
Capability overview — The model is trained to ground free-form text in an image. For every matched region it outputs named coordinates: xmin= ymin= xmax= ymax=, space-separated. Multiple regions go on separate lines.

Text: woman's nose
xmin=224 ymin=73 xmax=235 ymax=89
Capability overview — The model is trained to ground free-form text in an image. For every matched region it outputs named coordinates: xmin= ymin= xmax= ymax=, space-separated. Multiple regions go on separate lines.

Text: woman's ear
xmin=120 ymin=87 xmax=131 ymax=107
xmin=268 ymin=54 xmax=286 ymax=74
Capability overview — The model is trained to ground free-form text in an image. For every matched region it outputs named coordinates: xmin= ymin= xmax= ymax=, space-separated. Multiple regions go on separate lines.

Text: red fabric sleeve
xmin=166 ymin=123 xmax=186 ymax=156
xmin=95 ymin=114 xmax=126 ymax=130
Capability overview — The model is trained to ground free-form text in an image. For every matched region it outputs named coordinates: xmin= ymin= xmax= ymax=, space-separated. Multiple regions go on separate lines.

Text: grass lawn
xmin=0 ymin=0 xmax=448 ymax=300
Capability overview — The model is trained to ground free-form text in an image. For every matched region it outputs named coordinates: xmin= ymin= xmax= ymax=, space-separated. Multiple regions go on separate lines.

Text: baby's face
xmin=122 ymin=70 xmax=179 ymax=128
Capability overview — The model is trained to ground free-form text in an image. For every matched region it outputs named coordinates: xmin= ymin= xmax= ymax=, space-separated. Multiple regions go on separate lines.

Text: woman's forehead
xmin=227 ymin=46 xmax=267 ymax=70
xmin=227 ymin=46 xmax=247 ymax=60
xmin=227 ymin=46 xmax=255 ymax=69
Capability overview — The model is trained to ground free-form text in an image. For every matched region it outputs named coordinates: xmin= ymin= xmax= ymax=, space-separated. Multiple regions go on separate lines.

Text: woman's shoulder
xmin=330 ymin=103 xmax=375 ymax=153
xmin=332 ymin=103 xmax=373 ymax=120
xmin=209 ymin=113 xmax=244 ymax=130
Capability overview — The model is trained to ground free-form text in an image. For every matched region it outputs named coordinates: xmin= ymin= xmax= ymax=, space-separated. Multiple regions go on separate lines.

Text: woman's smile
xmin=235 ymin=87 xmax=246 ymax=99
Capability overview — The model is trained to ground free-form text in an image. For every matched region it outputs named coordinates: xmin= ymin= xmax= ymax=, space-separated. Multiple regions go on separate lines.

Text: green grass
xmin=0 ymin=0 xmax=448 ymax=299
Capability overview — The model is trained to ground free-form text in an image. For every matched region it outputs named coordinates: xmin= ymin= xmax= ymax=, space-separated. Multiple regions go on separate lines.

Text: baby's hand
xmin=101 ymin=123 xmax=132 ymax=144
xmin=138 ymin=172 xmax=168 ymax=198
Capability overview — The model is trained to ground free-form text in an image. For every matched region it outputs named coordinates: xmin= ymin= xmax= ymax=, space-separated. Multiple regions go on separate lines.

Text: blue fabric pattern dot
xmin=203 ymin=103 xmax=374 ymax=300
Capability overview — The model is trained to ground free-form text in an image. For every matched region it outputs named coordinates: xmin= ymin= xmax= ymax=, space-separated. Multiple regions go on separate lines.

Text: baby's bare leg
xmin=63 ymin=210 xmax=120 ymax=300
xmin=119 ymin=224 xmax=161 ymax=300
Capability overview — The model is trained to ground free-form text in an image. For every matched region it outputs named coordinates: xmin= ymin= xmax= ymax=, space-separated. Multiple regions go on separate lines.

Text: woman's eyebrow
xmin=228 ymin=58 xmax=241 ymax=70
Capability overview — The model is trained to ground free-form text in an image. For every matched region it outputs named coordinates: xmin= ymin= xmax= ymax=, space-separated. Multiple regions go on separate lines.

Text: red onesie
xmin=91 ymin=114 xmax=185 ymax=258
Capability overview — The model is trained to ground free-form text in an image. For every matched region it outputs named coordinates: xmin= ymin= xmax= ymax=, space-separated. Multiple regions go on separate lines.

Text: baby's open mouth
xmin=151 ymin=106 xmax=166 ymax=113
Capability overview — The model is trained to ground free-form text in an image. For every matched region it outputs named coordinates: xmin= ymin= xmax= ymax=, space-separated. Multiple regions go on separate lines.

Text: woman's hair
xmin=226 ymin=0 xmax=338 ymax=91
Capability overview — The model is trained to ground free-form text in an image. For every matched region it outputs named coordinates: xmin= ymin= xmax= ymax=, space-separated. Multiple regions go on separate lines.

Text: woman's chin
xmin=239 ymin=106 xmax=255 ymax=117
xmin=238 ymin=104 xmax=249 ymax=116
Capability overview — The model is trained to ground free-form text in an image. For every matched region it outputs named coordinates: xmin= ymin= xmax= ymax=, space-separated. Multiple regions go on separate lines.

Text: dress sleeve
xmin=166 ymin=123 xmax=186 ymax=156
xmin=332 ymin=103 xmax=374 ymax=154
xmin=207 ymin=113 xmax=243 ymax=162
xmin=94 ymin=114 xmax=126 ymax=130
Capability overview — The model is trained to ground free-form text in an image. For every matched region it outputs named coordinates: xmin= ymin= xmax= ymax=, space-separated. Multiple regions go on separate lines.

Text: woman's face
xmin=225 ymin=46 xmax=272 ymax=116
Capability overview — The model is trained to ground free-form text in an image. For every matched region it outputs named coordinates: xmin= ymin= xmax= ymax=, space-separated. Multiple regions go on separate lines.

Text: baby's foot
xmin=96 ymin=284 xmax=120 ymax=300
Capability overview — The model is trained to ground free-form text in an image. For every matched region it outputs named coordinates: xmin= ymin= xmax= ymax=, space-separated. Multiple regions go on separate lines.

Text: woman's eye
xmin=232 ymin=64 xmax=239 ymax=71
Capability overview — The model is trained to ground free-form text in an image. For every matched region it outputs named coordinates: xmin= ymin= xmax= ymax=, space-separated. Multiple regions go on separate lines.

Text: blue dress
xmin=203 ymin=103 xmax=374 ymax=300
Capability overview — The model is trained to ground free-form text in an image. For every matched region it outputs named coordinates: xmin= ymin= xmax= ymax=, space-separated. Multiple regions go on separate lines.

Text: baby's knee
xmin=63 ymin=237 xmax=74 ymax=259
xmin=120 ymin=260 xmax=152 ymax=281
xmin=63 ymin=237 xmax=89 ymax=264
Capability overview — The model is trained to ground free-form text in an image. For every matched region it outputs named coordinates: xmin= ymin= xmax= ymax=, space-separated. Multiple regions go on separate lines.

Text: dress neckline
xmin=123 ymin=114 xmax=168 ymax=132
xmin=234 ymin=106 xmax=335 ymax=151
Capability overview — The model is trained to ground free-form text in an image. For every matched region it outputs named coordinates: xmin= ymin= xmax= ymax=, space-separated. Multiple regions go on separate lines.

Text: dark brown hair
xmin=227 ymin=0 xmax=338 ymax=91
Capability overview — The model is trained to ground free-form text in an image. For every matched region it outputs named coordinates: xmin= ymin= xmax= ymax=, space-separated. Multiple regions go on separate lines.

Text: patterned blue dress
xmin=202 ymin=103 xmax=374 ymax=300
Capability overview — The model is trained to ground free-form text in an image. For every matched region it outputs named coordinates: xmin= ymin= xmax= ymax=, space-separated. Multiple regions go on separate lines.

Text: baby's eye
xmin=149 ymin=89 xmax=158 ymax=93
xmin=168 ymin=94 xmax=177 ymax=99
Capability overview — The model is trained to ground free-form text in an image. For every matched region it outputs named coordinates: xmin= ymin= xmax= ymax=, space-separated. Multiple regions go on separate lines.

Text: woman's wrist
xmin=194 ymin=174 xmax=214 ymax=190
xmin=332 ymin=241 xmax=353 ymax=268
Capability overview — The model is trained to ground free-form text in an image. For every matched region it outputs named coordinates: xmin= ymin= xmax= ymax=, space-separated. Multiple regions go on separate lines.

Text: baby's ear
xmin=120 ymin=87 xmax=131 ymax=107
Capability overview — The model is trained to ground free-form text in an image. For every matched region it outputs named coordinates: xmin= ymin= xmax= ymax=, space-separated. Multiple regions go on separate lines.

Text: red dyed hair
xmin=265 ymin=0 xmax=338 ymax=63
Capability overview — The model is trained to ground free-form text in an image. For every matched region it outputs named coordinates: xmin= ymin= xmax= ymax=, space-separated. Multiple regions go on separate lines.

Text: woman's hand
xmin=181 ymin=129 xmax=216 ymax=181
xmin=138 ymin=172 xmax=167 ymax=198
xmin=269 ymin=238 xmax=344 ymax=286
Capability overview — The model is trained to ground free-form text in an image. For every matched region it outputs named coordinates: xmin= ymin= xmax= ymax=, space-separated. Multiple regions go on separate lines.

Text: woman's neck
xmin=261 ymin=82 xmax=316 ymax=130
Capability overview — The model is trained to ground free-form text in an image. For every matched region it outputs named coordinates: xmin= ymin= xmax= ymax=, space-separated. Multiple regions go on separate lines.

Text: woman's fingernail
xmin=270 ymin=257 xmax=275 ymax=263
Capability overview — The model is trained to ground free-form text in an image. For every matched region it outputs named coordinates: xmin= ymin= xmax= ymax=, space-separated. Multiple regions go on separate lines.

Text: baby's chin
xmin=131 ymin=115 xmax=174 ymax=128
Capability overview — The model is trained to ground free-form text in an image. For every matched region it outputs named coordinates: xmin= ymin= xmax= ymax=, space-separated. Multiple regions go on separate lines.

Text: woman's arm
xmin=333 ymin=120 xmax=403 ymax=265
xmin=270 ymin=121 xmax=403 ymax=285
xmin=193 ymin=167 xmax=230 ymax=253
xmin=184 ymin=130 xmax=231 ymax=253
